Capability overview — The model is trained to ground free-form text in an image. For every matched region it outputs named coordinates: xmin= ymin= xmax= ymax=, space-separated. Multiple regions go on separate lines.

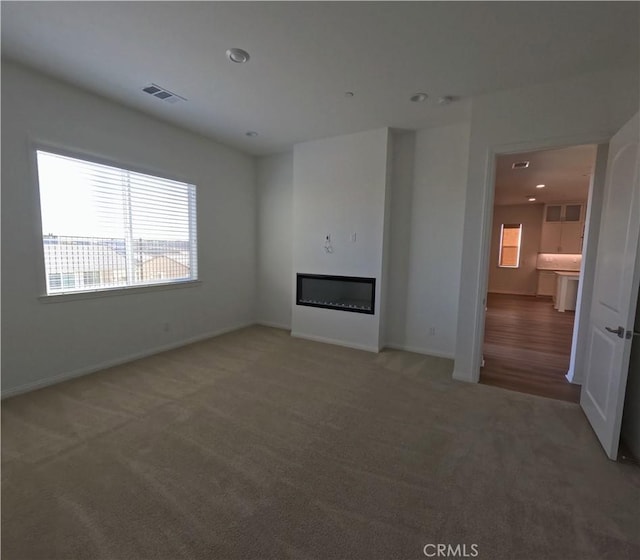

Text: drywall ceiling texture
xmin=291 ymin=128 xmax=391 ymax=352
xmin=493 ymin=144 xmax=597 ymax=206
xmin=1 ymin=2 xmax=637 ymax=155
xmin=454 ymin=67 xmax=640 ymax=384
xmin=1 ymin=61 xmax=257 ymax=395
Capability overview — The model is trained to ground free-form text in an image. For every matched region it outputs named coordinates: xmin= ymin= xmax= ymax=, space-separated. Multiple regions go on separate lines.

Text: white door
xmin=581 ymin=113 xmax=640 ymax=460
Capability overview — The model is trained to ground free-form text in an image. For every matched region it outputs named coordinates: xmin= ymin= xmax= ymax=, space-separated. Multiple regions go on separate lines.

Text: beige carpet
xmin=2 ymin=326 xmax=639 ymax=560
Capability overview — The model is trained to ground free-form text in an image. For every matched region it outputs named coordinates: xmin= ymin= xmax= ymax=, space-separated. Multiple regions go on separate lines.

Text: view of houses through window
xmin=36 ymin=150 xmax=198 ymax=295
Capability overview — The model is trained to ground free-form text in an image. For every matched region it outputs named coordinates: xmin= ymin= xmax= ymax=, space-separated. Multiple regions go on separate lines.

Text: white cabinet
xmin=537 ymin=270 xmax=557 ymax=296
xmin=540 ymin=203 xmax=585 ymax=253
xmin=553 ymin=272 xmax=580 ymax=312
xmin=544 ymin=203 xmax=583 ymax=223
xmin=558 ymin=221 xmax=584 ymax=253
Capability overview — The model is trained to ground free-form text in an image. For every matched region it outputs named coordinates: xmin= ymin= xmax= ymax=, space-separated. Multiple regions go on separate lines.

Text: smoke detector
xmin=142 ymin=84 xmax=186 ymax=104
xmin=512 ymin=161 xmax=530 ymax=169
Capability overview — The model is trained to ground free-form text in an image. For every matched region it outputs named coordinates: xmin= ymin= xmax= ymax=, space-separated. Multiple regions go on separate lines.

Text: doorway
xmin=479 ymin=145 xmax=597 ymax=402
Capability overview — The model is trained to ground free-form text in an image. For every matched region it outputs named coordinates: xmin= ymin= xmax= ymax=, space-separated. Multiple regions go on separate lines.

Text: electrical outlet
xmin=428 ymin=327 xmax=436 ymax=336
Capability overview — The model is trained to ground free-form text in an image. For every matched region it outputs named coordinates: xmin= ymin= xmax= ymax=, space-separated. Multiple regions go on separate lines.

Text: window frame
xmin=498 ymin=223 xmax=523 ymax=269
xmin=31 ymin=142 xmax=201 ymax=300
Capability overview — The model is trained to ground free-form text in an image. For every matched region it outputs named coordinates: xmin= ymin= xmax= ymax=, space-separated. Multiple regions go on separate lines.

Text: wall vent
xmin=142 ymin=84 xmax=186 ymax=104
xmin=512 ymin=161 xmax=530 ymax=169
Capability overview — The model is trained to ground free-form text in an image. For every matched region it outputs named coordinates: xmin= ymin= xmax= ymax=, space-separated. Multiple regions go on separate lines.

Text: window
xmin=499 ymin=224 xmax=522 ymax=268
xmin=62 ymin=273 xmax=76 ymax=289
xmin=83 ymin=271 xmax=101 ymax=286
xmin=36 ymin=150 xmax=198 ymax=295
xmin=48 ymin=273 xmax=62 ymax=290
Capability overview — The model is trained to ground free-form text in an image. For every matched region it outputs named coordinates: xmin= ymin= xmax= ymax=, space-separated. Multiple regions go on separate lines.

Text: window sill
xmin=38 ymin=280 xmax=202 ymax=304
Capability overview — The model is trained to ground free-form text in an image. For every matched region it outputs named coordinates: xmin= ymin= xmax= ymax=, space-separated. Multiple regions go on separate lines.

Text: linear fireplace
xmin=296 ymin=274 xmax=376 ymax=314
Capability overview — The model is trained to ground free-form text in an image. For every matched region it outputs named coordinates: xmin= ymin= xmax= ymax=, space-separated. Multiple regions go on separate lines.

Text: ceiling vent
xmin=512 ymin=161 xmax=530 ymax=169
xmin=142 ymin=84 xmax=186 ymax=104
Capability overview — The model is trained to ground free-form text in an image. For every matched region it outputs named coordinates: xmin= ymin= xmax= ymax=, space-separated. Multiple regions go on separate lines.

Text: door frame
xmin=466 ymin=132 xmax=611 ymax=384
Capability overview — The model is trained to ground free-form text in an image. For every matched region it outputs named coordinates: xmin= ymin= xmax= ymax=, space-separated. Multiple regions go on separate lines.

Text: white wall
xmin=1 ymin=60 xmax=257 ymax=396
xmin=384 ymin=131 xmax=415 ymax=349
xmin=291 ymin=128 xmax=391 ymax=351
xmin=256 ymin=123 xmax=471 ymax=359
xmin=488 ymin=204 xmax=544 ymax=296
xmin=454 ymin=67 xmax=639 ymax=382
xmin=256 ymin=152 xmax=293 ymax=329
xmin=386 ymin=123 xmax=470 ymax=358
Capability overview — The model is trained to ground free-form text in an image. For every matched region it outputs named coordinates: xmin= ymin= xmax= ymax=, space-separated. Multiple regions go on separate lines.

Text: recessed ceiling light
xmin=226 ymin=48 xmax=250 ymax=64
xmin=410 ymin=93 xmax=428 ymax=103
xmin=528 ymin=197 xmax=537 ymax=202
xmin=344 ymin=91 xmax=354 ymax=97
xmin=246 ymin=131 xmax=258 ymax=137
xmin=536 ymin=184 xmax=546 ymax=189
xmin=438 ymin=95 xmax=455 ymax=105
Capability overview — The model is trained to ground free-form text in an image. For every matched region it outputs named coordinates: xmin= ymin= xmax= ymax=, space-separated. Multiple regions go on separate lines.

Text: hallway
xmin=480 ymin=293 xmax=581 ymax=402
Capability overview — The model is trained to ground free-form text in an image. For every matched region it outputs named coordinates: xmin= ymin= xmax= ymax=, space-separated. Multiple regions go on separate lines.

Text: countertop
xmin=536 ymin=267 xmax=581 ymax=273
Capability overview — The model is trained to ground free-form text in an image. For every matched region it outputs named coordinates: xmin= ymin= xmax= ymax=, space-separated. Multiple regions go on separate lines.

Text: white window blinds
xmin=36 ymin=150 xmax=198 ymax=295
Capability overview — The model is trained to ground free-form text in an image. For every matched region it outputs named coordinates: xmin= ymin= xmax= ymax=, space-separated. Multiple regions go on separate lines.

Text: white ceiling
xmin=494 ymin=144 xmax=597 ymax=206
xmin=1 ymin=2 xmax=638 ymax=156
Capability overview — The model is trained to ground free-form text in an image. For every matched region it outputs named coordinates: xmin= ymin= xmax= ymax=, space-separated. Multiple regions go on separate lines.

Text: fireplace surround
xmin=296 ymin=274 xmax=376 ymax=314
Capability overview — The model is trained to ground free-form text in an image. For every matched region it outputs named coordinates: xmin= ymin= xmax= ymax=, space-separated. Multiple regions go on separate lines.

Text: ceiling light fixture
xmin=245 ymin=131 xmax=258 ymax=137
xmin=410 ymin=92 xmax=428 ymax=103
xmin=226 ymin=48 xmax=250 ymax=64
xmin=512 ymin=161 xmax=530 ymax=169
xmin=536 ymin=184 xmax=546 ymax=189
xmin=528 ymin=196 xmax=537 ymax=202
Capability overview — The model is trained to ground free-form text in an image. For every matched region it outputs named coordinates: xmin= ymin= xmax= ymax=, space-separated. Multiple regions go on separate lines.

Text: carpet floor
xmin=2 ymin=326 xmax=639 ymax=560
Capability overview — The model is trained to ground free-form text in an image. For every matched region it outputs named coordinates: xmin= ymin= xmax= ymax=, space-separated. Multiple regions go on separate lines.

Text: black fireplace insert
xmin=296 ymin=274 xmax=375 ymax=314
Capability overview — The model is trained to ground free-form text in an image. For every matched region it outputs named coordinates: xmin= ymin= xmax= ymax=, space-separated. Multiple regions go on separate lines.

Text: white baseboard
xmin=1 ymin=321 xmax=254 ymax=399
xmin=290 ymin=331 xmax=380 ymax=353
xmin=384 ymin=342 xmax=454 ymax=360
xmin=452 ymin=368 xmax=479 ymax=383
xmin=565 ymin=370 xmax=582 ymax=386
xmin=256 ymin=321 xmax=291 ymax=331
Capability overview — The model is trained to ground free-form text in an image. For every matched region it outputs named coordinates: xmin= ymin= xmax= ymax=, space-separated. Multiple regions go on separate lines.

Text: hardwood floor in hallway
xmin=480 ymin=293 xmax=581 ymax=403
